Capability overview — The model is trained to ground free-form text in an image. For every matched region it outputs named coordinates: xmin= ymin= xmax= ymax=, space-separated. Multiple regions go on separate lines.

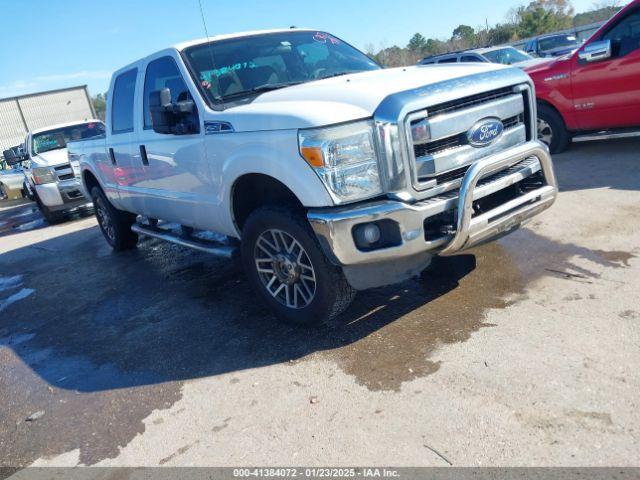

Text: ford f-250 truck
xmin=526 ymin=0 xmax=640 ymax=153
xmin=5 ymin=120 xmax=105 ymax=223
xmin=68 ymin=29 xmax=557 ymax=325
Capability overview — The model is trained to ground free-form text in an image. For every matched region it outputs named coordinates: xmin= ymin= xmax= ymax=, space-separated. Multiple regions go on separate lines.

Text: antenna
xmin=197 ymin=0 xmax=223 ymax=107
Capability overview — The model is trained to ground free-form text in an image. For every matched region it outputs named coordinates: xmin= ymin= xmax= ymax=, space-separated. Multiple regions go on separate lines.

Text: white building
xmin=0 ymin=85 xmax=96 ymax=157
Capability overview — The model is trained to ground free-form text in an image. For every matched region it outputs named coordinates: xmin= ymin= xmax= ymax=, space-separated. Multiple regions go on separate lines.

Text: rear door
xmin=571 ymin=6 xmax=640 ymax=130
xmin=136 ymin=53 xmax=209 ymax=226
xmin=108 ymin=67 xmax=144 ymax=212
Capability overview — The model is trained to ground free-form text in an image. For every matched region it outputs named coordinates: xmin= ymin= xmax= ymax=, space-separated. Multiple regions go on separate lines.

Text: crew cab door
xmin=136 ymin=54 xmax=210 ymax=227
xmin=571 ymin=6 xmax=640 ymax=130
xmin=108 ymin=67 xmax=144 ymax=212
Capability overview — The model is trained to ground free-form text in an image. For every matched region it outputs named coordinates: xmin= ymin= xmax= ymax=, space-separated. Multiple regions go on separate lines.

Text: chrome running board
xmin=573 ymin=130 xmax=640 ymax=143
xmin=131 ymin=223 xmax=238 ymax=259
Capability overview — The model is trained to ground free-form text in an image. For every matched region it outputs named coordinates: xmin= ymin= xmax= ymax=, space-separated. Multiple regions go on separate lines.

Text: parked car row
xmin=3 ymin=120 xmax=104 ymax=222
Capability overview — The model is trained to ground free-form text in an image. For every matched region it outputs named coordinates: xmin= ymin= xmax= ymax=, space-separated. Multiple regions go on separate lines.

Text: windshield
xmin=32 ymin=122 xmax=105 ymax=155
xmin=183 ymin=31 xmax=380 ymax=105
xmin=539 ymin=35 xmax=579 ymax=52
xmin=482 ymin=47 xmax=532 ymax=65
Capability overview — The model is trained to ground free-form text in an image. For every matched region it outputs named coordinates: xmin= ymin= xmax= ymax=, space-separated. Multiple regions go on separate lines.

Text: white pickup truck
xmin=5 ymin=120 xmax=105 ymax=223
xmin=68 ymin=29 xmax=557 ymax=325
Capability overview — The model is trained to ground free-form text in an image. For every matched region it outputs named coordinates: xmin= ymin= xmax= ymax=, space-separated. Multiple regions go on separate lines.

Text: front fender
xmin=208 ymin=129 xmax=334 ymax=235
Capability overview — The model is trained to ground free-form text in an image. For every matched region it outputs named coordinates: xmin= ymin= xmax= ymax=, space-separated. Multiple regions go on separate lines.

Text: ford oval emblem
xmin=467 ymin=118 xmax=504 ymax=147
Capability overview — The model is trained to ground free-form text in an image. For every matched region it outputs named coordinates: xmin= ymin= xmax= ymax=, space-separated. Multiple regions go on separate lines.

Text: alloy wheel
xmin=537 ymin=118 xmax=554 ymax=146
xmin=95 ymin=196 xmax=115 ymax=243
xmin=254 ymin=229 xmax=317 ymax=309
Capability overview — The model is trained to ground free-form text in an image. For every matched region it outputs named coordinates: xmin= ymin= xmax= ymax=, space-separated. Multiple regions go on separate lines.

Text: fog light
xmin=362 ymin=224 xmax=381 ymax=244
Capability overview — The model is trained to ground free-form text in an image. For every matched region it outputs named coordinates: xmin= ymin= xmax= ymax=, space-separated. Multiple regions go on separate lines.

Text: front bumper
xmin=308 ymin=141 xmax=557 ymax=267
xmin=35 ymin=179 xmax=90 ymax=211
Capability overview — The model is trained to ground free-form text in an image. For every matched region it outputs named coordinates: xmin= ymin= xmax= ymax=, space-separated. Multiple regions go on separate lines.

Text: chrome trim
xmin=204 ymin=121 xmax=234 ymax=134
xmin=439 ymin=141 xmax=555 ymax=255
xmin=572 ymin=130 xmax=640 ymax=142
xmin=578 ymin=39 xmax=611 ymax=63
xmin=308 ymin=140 xmax=556 ymax=266
xmin=373 ymin=67 xmax=533 ymax=201
xmin=413 ymin=125 xmax=526 ymax=181
xmin=131 ymin=224 xmax=237 ymax=258
xmin=420 ymin=94 xmax=522 ymax=143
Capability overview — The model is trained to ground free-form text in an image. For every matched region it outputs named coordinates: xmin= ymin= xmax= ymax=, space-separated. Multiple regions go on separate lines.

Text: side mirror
xmin=149 ymin=88 xmax=198 ymax=135
xmin=578 ymin=39 xmax=611 ymax=63
xmin=3 ymin=149 xmax=23 ymax=167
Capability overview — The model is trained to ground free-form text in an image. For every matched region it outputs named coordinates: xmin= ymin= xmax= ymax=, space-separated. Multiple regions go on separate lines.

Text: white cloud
xmin=35 ymin=70 xmax=112 ymax=82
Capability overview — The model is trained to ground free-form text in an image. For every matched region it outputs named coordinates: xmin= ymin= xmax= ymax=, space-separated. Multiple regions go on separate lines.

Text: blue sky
xmin=0 ymin=0 xmax=597 ymax=98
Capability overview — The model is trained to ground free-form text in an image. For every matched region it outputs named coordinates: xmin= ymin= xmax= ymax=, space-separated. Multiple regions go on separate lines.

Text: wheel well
xmin=232 ymin=174 xmax=304 ymax=232
xmin=82 ymin=170 xmax=100 ymax=194
xmin=537 ymin=99 xmax=567 ymax=126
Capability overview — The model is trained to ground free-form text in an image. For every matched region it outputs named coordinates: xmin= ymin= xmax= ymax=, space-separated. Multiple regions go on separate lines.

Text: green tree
xmin=452 ymin=25 xmax=477 ymax=46
xmin=516 ymin=0 xmax=575 ymax=38
xmin=573 ymin=5 xmax=620 ymax=26
xmin=407 ymin=33 xmax=428 ymax=55
xmin=92 ymin=93 xmax=106 ymax=121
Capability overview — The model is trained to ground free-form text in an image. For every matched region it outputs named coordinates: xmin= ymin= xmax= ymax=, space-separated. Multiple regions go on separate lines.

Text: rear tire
xmin=537 ymin=104 xmax=570 ymax=154
xmin=91 ymin=186 xmax=138 ymax=251
xmin=241 ymin=206 xmax=355 ymax=326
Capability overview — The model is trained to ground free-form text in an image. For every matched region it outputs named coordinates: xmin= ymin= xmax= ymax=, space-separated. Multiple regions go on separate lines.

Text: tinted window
xmin=111 ymin=69 xmax=137 ymax=133
xmin=461 ymin=55 xmax=484 ymax=62
xmin=483 ymin=47 xmax=532 ymax=64
xmin=143 ymin=57 xmax=190 ymax=129
xmin=438 ymin=57 xmax=459 ymax=63
xmin=539 ymin=35 xmax=579 ymax=52
xmin=184 ymin=31 xmax=380 ymax=104
xmin=602 ymin=8 xmax=640 ymax=57
xmin=32 ymin=122 xmax=106 ymax=154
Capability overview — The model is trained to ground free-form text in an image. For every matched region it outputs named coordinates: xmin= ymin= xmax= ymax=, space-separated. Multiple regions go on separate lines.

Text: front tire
xmin=91 ymin=186 xmax=138 ymax=251
xmin=537 ymin=104 xmax=570 ymax=154
xmin=35 ymin=195 xmax=64 ymax=224
xmin=241 ymin=206 xmax=355 ymax=326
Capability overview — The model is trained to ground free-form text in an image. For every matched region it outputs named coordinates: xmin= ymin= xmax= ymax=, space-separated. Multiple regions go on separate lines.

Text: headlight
xmin=299 ymin=120 xmax=382 ymax=203
xmin=32 ymin=167 xmax=56 ymax=185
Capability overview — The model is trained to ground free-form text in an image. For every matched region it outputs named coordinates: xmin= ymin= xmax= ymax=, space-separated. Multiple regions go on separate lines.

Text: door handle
xmin=139 ymin=145 xmax=149 ymax=166
xmin=108 ymin=147 xmax=116 ymax=165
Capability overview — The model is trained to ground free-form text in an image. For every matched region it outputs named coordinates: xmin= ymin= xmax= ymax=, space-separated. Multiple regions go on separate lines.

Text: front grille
xmin=53 ymin=163 xmax=75 ymax=182
xmin=426 ymin=87 xmax=515 ymax=117
xmin=407 ymin=83 xmax=531 ymax=193
xmin=414 ymin=114 xmax=524 ymax=160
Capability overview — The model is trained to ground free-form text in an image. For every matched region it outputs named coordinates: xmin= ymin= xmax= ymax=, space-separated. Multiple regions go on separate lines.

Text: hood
xmin=214 ymin=63 xmax=510 ymax=132
xmin=513 ymin=57 xmax=551 ymax=69
xmin=32 ymin=148 xmax=68 ymax=167
xmin=522 ymin=56 xmax=566 ymax=75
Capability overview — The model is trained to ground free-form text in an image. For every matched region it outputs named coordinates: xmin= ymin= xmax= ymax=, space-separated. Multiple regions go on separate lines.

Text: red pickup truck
xmin=525 ymin=0 xmax=640 ymax=153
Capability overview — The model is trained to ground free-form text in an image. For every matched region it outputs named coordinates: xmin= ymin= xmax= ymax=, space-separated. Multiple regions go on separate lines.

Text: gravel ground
xmin=0 ymin=139 xmax=638 ymax=468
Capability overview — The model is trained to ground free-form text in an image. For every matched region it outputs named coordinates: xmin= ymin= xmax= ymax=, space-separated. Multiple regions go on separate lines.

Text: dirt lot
xmin=0 ymin=139 xmax=638 ymax=467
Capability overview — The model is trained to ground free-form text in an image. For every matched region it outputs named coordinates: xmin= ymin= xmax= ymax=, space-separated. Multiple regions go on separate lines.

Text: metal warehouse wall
xmin=0 ymin=86 xmax=96 ymax=155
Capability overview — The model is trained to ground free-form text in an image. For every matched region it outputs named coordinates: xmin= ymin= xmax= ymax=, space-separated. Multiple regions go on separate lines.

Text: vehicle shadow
xmin=0 ymin=225 xmax=478 ymax=394
xmin=0 ymin=200 xmax=93 ymax=238
xmin=553 ymin=138 xmax=640 ymax=192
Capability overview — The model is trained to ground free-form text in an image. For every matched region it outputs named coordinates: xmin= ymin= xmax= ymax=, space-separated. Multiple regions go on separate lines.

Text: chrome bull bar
xmin=308 ymin=140 xmax=557 ymax=266
xmin=439 ymin=140 xmax=557 ymax=255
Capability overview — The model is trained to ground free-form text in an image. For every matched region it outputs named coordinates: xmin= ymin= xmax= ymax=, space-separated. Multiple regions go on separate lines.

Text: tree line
xmin=365 ymin=0 xmax=621 ymax=66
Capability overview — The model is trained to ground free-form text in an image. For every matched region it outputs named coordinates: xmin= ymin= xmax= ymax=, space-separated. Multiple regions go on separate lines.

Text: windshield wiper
xmin=216 ymin=81 xmax=305 ymax=102
xmin=318 ymin=71 xmax=356 ymax=80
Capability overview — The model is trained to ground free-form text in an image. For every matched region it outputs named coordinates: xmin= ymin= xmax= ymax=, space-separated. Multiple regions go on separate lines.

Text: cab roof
xmin=173 ymin=28 xmax=316 ymax=52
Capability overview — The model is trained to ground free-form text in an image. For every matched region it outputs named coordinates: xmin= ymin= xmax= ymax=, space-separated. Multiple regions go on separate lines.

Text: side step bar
xmin=131 ymin=223 xmax=238 ymax=259
xmin=573 ymin=130 xmax=640 ymax=143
